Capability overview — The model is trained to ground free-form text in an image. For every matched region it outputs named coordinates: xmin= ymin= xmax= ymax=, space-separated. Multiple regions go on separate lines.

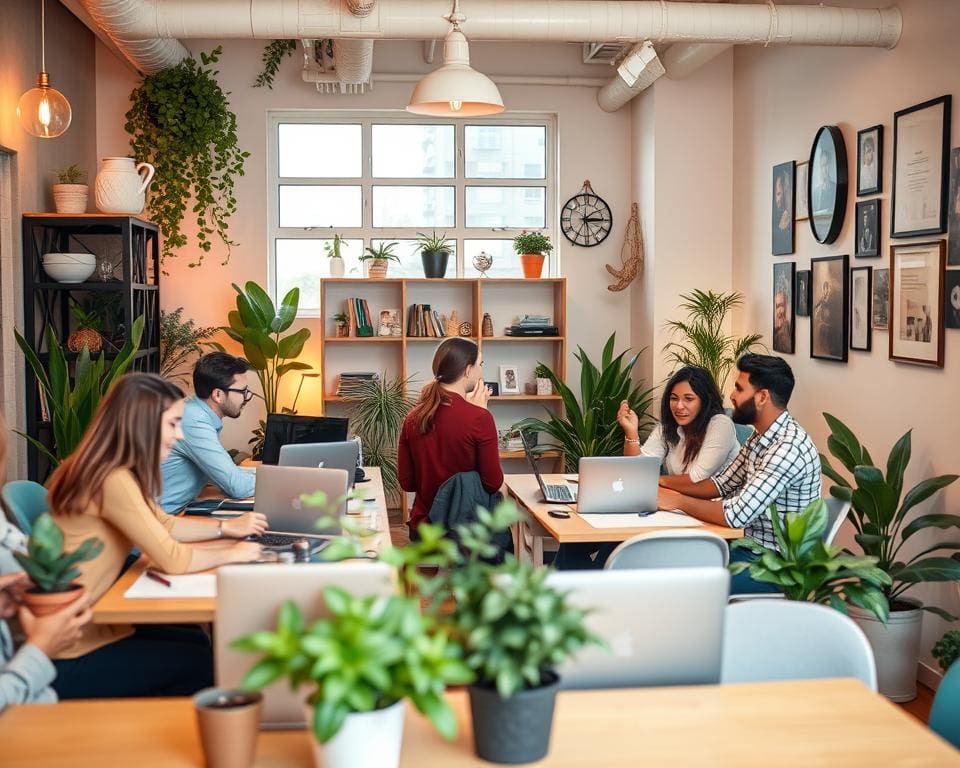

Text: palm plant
xmin=663 ymin=289 xmax=764 ymax=393
xmin=160 ymin=307 xmax=218 ymax=385
xmin=519 ymin=334 xmax=655 ymax=473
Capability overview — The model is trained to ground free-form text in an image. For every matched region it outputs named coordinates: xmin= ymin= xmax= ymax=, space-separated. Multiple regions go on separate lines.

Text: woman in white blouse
xmin=618 ymin=366 xmax=739 ymax=481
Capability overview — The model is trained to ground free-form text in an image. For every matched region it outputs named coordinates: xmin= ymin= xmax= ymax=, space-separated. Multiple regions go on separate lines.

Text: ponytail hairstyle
xmin=660 ymin=366 xmax=725 ymax=468
xmin=408 ymin=337 xmax=480 ymax=434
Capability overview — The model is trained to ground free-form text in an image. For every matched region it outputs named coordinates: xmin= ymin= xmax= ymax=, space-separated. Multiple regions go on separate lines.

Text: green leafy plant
xmin=333 ymin=311 xmax=349 ymax=326
xmin=730 ymin=500 xmax=891 ymax=622
xmin=13 ymin=513 xmax=104 ymax=593
xmin=55 ymin=165 xmax=86 ymax=185
xmin=512 ymin=231 xmax=553 ymax=255
xmin=534 ymin=363 xmax=552 ymax=379
xmin=323 ymin=234 xmax=345 ymax=260
xmin=15 ymin=316 xmax=144 ymax=466
xmin=360 ymin=242 xmax=400 ymax=263
xmin=820 ymin=413 xmax=960 ymax=619
xmin=933 ymin=630 xmax=960 ymax=672
xmin=160 ymin=307 xmax=219 ymax=385
xmin=519 ymin=333 xmax=655 ymax=473
xmin=126 ymin=46 xmax=250 ymax=266
xmin=253 ymin=40 xmax=297 ymax=89
xmin=416 ymin=231 xmax=453 ymax=254
xmin=662 ymin=289 xmax=764 ymax=393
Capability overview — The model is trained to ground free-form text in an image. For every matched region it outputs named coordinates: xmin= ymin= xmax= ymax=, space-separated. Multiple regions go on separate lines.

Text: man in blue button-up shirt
xmin=160 ymin=353 xmax=257 ymax=512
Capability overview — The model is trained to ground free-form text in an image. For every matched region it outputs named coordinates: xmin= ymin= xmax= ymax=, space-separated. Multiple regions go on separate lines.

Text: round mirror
xmin=808 ymin=126 xmax=848 ymax=244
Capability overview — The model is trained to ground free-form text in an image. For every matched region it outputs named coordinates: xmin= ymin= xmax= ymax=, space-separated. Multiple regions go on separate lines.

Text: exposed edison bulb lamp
xmin=17 ymin=0 xmax=72 ymax=138
xmin=406 ymin=0 xmax=504 ymax=117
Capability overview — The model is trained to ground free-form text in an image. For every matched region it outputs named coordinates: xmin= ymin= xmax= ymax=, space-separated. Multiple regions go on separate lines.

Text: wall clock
xmin=561 ymin=180 xmax=613 ymax=247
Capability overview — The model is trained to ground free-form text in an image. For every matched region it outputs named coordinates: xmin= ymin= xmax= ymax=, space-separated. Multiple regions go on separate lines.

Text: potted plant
xmin=820 ymin=412 xmax=960 ymax=701
xmin=333 ymin=311 xmax=350 ymax=338
xmin=325 ymin=234 xmax=346 ymax=278
xmin=416 ymin=231 xmax=452 ymax=279
xmin=233 ymin=589 xmax=472 ymax=768
xmin=52 ymin=164 xmax=88 ymax=214
xmin=67 ymin=303 xmax=105 ymax=355
xmin=512 ymin=232 xmax=553 ymax=279
xmin=360 ymin=242 xmax=399 ymax=279
xmin=160 ymin=307 xmax=218 ymax=386
xmin=534 ymin=363 xmax=553 ymax=396
xmin=13 ymin=513 xmax=103 ymax=616
xmin=933 ymin=630 xmax=960 ymax=673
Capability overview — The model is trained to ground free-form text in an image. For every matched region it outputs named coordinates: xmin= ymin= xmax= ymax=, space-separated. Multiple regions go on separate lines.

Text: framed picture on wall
xmin=856 ymin=125 xmax=883 ymax=196
xmin=808 ymin=126 xmax=848 ymax=245
xmin=892 ymin=95 xmax=951 ymax=238
xmin=772 ymin=262 xmax=795 ymax=353
xmin=855 ymin=199 xmax=881 ymax=258
xmin=889 ymin=241 xmax=945 ymax=367
xmin=795 ymin=162 xmax=809 ymax=221
xmin=850 ymin=267 xmax=872 ymax=351
xmin=944 ymin=269 xmax=960 ymax=329
xmin=948 ymin=147 xmax=960 ymax=266
xmin=810 ymin=254 xmax=849 ymax=362
xmin=872 ymin=267 xmax=890 ymax=330
xmin=772 ymin=161 xmax=795 ymax=255
xmin=796 ymin=269 xmax=812 ymax=317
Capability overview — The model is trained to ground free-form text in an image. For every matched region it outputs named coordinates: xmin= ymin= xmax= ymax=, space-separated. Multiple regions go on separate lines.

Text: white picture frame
xmin=498 ymin=365 xmax=520 ymax=395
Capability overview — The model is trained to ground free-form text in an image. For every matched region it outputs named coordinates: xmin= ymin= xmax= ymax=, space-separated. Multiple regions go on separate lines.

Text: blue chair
xmin=2 ymin=481 xmax=49 ymax=535
xmin=930 ymin=660 xmax=960 ymax=748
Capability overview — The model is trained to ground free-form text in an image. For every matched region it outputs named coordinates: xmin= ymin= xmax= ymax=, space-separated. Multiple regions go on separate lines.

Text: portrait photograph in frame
xmin=773 ymin=262 xmax=795 ymax=353
xmin=855 ymin=199 xmax=881 ymax=258
xmin=944 ymin=269 xmax=960 ymax=329
xmin=892 ymin=95 xmax=952 ymax=239
xmin=810 ymin=254 xmax=849 ymax=362
xmin=889 ymin=240 xmax=945 ymax=367
xmin=856 ymin=125 xmax=883 ymax=196
xmin=808 ymin=125 xmax=848 ymax=245
xmin=795 ymin=162 xmax=809 ymax=221
xmin=796 ymin=269 xmax=812 ymax=317
xmin=948 ymin=147 xmax=960 ymax=266
xmin=872 ymin=267 xmax=890 ymax=330
xmin=498 ymin=364 xmax=520 ymax=395
xmin=850 ymin=267 xmax=872 ymax=351
xmin=772 ymin=161 xmax=795 ymax=255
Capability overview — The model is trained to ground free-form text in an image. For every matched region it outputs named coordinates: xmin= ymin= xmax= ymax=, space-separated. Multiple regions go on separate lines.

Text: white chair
xmin=604 ymin=530 xmax=729 ymax=570
xmin=720 ymin=600 xmax=877 ymax=690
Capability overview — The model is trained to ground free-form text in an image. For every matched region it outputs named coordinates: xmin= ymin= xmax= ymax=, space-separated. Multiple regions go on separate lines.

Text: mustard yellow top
xmin=54 ymin=469 xmax=193 ymax=659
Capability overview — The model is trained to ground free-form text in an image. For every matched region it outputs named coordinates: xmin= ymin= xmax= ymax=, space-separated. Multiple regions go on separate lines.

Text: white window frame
xmin=266 ymin=111 xmax=558 ymax=316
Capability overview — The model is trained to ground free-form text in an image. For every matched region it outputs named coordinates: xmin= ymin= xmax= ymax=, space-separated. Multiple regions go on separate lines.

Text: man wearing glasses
xmin=160 ymin=352 xmax=257 ymax=512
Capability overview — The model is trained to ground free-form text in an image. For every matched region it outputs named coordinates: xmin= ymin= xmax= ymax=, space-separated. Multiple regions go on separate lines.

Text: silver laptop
xmin=519 ymin=430 xmax=576 ymax=503
xmin=216 ymin=562 xmax=396 ymax=728
xmin=576 ymin=455 xmax=660 ymax=514
xmin=279 ymin=440 xmax=360 ymax=487
xmin=253 ymin=465 xmax=349 ymax=546
xmin=546 ymin=568 xmax=730 ymax=689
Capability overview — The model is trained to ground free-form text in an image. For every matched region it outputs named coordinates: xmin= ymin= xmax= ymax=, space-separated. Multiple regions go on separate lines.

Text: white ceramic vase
xmin=306 ymin=700 xmax=405 ymax=768
xmin=329 ymin=257 xmax=345 ymax=278
xmin=95 ymin=157 xmax=155 ymax=214
xmin=850 ymin=598 xmax=923 ymax=702
xmin=52 ymin=184 xmax=88 ymax=214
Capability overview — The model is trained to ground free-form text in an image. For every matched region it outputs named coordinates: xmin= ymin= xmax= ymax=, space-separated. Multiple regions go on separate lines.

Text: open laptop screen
xmin=260 ymin=414 xmax=349 ymax=465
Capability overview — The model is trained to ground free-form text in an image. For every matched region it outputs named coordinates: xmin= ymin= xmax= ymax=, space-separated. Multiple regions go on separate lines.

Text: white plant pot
xmin=536 ymin=377 xmax=552 ymax=396
xmin=95 ymin=156 xmax=155 ymax=214
xmin=329 ymin=257 xmax=345 ymax=278
xmin=306 ymin=700 xmax=405 ymax=768
xmin=850 ymin=597 xmax=923 ymax=702
xmin=52 ymin=184 xmax=88 ymax=214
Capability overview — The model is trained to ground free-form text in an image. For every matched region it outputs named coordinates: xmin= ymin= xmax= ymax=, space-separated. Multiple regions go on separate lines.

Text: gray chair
xmin=823 ymin=495 xmax=851 ymax=546
xmin=720 ymin=600 xmax=877 ymax=690
xmin=604 ymin=530 xmax=729 ymax=570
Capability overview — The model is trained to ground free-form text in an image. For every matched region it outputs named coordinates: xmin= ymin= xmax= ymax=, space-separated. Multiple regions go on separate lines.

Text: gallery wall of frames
xmin=770 ymin=94 xmax=960 ymax=369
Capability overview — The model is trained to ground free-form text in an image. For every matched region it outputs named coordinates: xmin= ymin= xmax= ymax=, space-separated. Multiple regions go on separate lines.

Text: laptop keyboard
xmin=545 ymin=484 xmax=575 ymax=502
xmin=253 ymin=533 xmax=326 ymax=549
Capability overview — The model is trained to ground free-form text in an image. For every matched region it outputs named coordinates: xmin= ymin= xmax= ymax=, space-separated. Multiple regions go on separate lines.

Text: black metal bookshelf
xmin=22 ymin=214 xmax=161 ymax=480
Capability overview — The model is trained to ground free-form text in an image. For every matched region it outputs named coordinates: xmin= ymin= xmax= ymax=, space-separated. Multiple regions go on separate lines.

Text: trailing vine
xmin=125 ymin=46 xmax=250 ymax=267
xmin=254 ymin=40 xmax=297 ymax=89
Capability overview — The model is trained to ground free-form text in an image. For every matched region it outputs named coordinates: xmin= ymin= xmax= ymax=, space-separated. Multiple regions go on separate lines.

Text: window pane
xmin=463 ymin=239 xmax=522 ymax=278
xmin=279 ymin=186 xmax=362 ymax=228
xmin=465 ymin=126 xmax=546 ymax=179
xmin=372 ymin=125 xmax=455 ymax=178
xmin=372 ymin=186 xmax=455 ymax=228
xmin=465 ymin=187 xmax=545 ymax=228
xmin=276 ymin=239 xmax=364 ymax=311
xmin=371 ymin=239 xmax=457 ymax=278
xmin=278 ymin=124 xmax=362 ymax=178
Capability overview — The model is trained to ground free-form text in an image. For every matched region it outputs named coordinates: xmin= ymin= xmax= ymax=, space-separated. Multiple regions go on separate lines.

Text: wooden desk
xmin=505 ymin=474 xmax=742 ymax=566
xmin=2 ymin=679 xmax=957 ymax=767
xmin=93 ymin=468 xmax=393 ymax=626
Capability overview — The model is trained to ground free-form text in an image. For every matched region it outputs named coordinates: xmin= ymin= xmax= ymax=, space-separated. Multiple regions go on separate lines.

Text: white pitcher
xmin=95 ymin=157 xmax=155 ymax=214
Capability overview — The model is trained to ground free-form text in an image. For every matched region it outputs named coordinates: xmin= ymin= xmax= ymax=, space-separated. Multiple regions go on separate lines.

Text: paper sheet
xmin=578 ymin=511 xmax=703 ymax=529
xmin=124 ymin=572 xmax=217 ymax=599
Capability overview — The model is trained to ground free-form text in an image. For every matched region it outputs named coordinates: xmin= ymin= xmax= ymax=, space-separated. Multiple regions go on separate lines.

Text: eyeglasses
xmin=225 ymin=387 xmax=254 ymax=403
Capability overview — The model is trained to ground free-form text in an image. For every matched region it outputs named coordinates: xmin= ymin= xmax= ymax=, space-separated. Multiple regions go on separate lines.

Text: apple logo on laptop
xmin=611 ymin=477 xmax=625 ymax=494
xmin=610 ymin=630 xmax=635 ymax=658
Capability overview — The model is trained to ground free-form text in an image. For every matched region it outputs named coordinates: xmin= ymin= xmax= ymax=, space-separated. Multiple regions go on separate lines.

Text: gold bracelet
xmin=623 ymin=436 xmax=641 ymax=444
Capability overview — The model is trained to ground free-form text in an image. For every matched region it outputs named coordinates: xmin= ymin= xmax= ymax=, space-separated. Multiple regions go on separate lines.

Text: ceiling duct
xmin=582 ymin=42 xmax=632 ymax=65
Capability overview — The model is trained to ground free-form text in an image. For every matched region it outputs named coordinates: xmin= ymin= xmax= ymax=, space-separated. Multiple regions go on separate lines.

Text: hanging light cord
xmin=40 ymin=0 xmax=47 ymax=73
xmin=445 ymin=0 xmax=465 ymax=31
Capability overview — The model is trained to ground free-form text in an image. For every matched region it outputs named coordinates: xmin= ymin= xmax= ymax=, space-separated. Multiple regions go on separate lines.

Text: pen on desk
xmin=145 ymin=570 xmax=172 ymax=588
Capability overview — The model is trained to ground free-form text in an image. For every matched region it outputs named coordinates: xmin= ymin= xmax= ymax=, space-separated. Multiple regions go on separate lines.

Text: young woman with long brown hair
xmin=47 ymin=373 xmax=266 ymax=698
xmin=398 ymin=338 xmax=503 ymax=535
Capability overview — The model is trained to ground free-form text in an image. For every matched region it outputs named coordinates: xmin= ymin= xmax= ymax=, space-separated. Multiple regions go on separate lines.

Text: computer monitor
xmin=260 ymin=414 xmax=349 ymax=465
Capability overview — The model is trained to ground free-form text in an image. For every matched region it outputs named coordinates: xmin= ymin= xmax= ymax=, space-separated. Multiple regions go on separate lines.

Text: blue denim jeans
xmin=729 ymin=546 xmax=783 ymax=595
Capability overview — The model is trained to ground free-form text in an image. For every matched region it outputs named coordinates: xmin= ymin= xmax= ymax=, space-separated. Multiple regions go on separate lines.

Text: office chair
xmin=929 ymin=660 xmax=960 ymax=749
xmin=604 ymin=530 xmax=729 ymax=570
xmin=2 ymin=480 xmax=48 ymax=535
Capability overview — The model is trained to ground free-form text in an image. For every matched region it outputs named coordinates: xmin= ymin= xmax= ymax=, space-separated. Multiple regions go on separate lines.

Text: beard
xmin=731 ymin=396 xmax=757 ymax=425
xmin=222 ymin=400 xmax=244 ymax=419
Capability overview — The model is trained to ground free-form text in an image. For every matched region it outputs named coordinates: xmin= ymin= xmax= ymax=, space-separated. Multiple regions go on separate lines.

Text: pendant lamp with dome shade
xmin=18 ymin=0 xmax=72 ymax=139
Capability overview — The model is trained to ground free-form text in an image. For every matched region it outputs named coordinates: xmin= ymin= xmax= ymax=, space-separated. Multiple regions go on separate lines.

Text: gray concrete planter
xmin=850 ymin=597 xmax=923 ymax=702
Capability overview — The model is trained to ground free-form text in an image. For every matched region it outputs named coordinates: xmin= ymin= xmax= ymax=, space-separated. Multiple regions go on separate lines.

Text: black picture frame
xmin=945 ymin=269 xmax=960 ymax=329
xmin=773 ymin=262 xmax=795 ymax=353
xmin=872 ymin=267 xmax=890 ymax=330
xmin=948 ymin=148 xmax=960 ymax=267
xmin=850 ymin=266 xmax=872 ymax=352
xmin=796 ymin=269 xmax=812 ymax=317
xmin=810 ymin=254 xmax=849 ymax=362
xmin=855 ymin=199 xmax=881 ymax=258
xmin=772 ymin=161 xmax=795 ymax=255
xmin=808 ymin=126 xmax=848 ymax=245
xmin=856 ymin=125 xmax=883 ymax=196
xmin=892 ymin=95 xmax=952 ymax=239
xmin=484 ymin=381 xmax=500 ymax=397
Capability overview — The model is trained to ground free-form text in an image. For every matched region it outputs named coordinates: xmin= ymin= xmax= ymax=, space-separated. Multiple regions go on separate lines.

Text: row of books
xmin=345 ymin=297 xmax=375 ymax=337
xmin=336 ymin=371 xmax=379 ymax=397
xmin=406 ymin=304 xmax=447 ymax=338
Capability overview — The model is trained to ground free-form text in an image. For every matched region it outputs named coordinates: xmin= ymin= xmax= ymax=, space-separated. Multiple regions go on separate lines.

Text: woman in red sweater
xmin=398 ymin=337 xmax=504 ymax=536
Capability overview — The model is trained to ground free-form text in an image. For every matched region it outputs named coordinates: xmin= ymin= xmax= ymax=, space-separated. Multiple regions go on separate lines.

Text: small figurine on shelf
xmin=535 ymin=363 xmax=553 ymax=396
xmin=472 ymin=250 xmax=493 ymax=277
xmin=333 ymin=312 xmax=350 ymax=338
xmin=444 ymin=309 xmax=461 ymax=337
xmin=481 ymin=312 xmax=494 ymax=337
xmin=459 ymin=321 xmax=473 ymax=337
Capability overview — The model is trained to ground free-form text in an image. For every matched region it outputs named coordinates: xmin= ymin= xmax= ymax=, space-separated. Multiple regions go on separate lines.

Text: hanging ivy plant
xmin=125 ymin=46 xmax=250 ymax=267
xmin=254 ymin=40 xmax=297 ymax=89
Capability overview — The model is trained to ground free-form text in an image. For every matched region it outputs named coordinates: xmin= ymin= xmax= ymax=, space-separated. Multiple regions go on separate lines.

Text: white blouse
xmin=640 ymin=413 xmax=740 ymax=482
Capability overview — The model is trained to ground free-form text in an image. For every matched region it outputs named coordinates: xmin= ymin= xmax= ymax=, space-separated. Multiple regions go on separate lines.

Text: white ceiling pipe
xmin=332 ymin=38 xmax=376 ymax=84
xmin=662 ymin=42 xmax=732 ymax=79
xmin=79 ymin=0 xmax=189 ymax=73
xmin=370 ymin=73 xmax=610 ymax=86
xmin=119 ymin=1 xmax=902 ymax=49
xmin=597 ymin=41 xmax=665 ymax=113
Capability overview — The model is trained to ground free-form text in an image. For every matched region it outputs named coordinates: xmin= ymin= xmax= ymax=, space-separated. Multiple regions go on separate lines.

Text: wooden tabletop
xmin=2 ymin=679 xmax=956 ymax=767
xmin=92 ymin=468 xmax=393 ymax=626
xmin=505 ymin=474 xmax=742 ymax=543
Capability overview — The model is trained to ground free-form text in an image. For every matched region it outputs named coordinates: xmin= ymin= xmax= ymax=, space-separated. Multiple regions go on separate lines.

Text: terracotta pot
xmin=21 ymin=584 xmax=83 ymax=617
xmin=367 ymin=259 xmax=389 ymax=279
xmin=52 ymin=184 xmax=88 ymax=214
xmin=520 ymin=253 xmax=545 ymax=279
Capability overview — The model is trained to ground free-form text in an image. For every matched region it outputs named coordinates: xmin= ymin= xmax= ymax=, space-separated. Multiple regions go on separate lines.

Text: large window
xmin=268 ymin=113 xmax=556 ymax=315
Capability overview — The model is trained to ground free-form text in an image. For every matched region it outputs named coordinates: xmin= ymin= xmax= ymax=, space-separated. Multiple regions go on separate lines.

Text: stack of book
xmin=336 ymin=371 xmax=379 ymax=397
xmin=505 ymin=314 xmax=559 ymax=337
xmin=345 ymin=297 xmax=374 ymax=337
xmin=406 ymin=304 xmax=447 ymax=337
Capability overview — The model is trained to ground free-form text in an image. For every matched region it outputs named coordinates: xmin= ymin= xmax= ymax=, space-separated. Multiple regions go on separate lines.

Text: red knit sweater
xmin=397 ymin=391 xmax=504 ymax=528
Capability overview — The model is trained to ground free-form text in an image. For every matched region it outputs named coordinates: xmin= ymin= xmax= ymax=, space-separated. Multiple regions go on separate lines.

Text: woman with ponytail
xmin=398 ymin=338 xmax=503 ymax=535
